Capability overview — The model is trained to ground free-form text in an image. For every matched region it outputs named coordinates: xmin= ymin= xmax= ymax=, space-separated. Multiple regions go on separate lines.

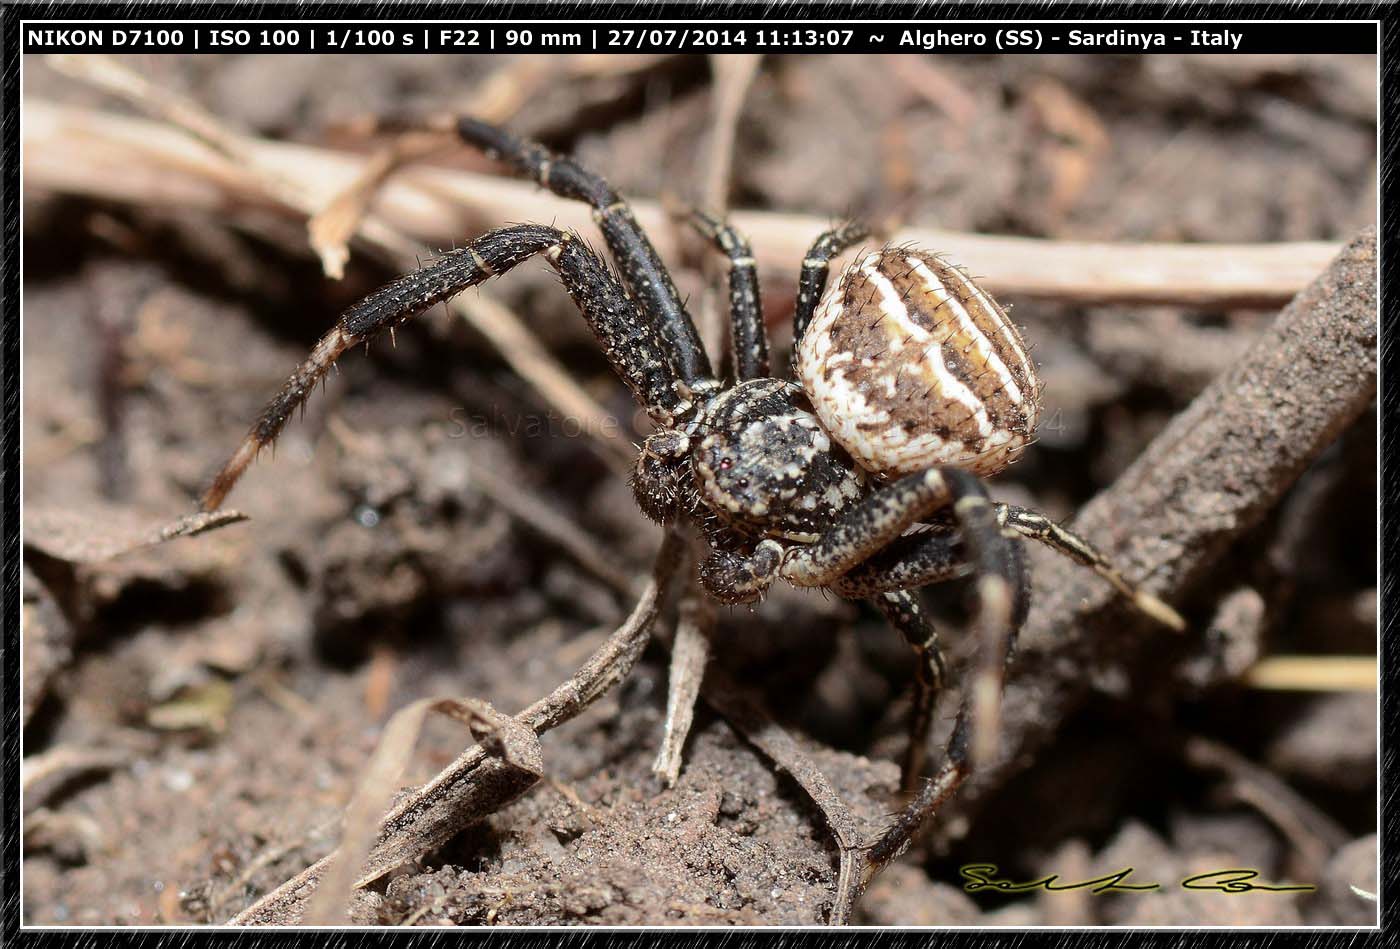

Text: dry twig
xmin=1181 ymin=734 xmax=1350 ymax=876
xmin=652 ymin=587 xmax=714 ymax=786
xmin=304 ymin=697 xmax=542 ymax=925
xmin=649 ymin=53 xmax=760 ymax=786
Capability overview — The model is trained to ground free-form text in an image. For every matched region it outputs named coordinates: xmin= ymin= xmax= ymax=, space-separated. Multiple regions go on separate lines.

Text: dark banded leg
xmin=873 ymin=591 xmax=946 ymax=794
xmin=781 ymin=470 xmax=955 ymax=588
xmin=697 ymin=470 xmax=954 ymax=604
xmin=860 ymin=709 xmax=972 ymax=893
xmin=855 ymin=517 xmax=1023 ymax=904
xmin=200 ymin=225 xmax=680 ymax=510
xmin=456 ymin=118 xmax=715 ymax=391
xmin=945 ymin=470 xmax=1030 ymax=770
xmin=792 ymin=222 xmax=870 ymax=354
xmin=684 ymin=208 xmax=768 ymax=381
xmin=996 ymin=505 xmax=1185 ymax=631
xmin=831 ymin=528 xmax=969 ymax=599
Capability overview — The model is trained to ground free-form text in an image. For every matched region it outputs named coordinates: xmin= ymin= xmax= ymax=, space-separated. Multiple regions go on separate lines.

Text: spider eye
xmin=795 ymin=249 xmax=1042 ymax=479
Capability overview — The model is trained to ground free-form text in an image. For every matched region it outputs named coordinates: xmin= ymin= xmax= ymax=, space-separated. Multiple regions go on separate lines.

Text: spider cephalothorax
xmin=633 ymin=379 xmax=866 ymax=540
xmin=198 ymin=118 xmax=1183 ymax=913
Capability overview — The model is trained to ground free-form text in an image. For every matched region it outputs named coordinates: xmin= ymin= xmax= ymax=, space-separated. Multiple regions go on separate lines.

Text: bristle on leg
xmin=200 ymin=324 xmax=357 ymax=510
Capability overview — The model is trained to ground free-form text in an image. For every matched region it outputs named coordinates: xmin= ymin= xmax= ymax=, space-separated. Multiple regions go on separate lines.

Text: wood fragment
xmin=934 ymin=228 xmax=1377 ymax=843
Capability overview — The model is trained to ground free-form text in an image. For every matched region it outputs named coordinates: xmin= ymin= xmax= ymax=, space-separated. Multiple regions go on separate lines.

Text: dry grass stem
xmin=32 ymin=70 xmax=628 ymax=467
xmin=308 ymin=131 xmax=456 ymax=279
xmin=448 ymin=292 xmax=634 ymax=471
xmin=652 ymin=587 xmax=715 ymax=786
xmin=1243 ymin=655 xmax=1377 ymax=692
xmin=1181 ymin=734 xmax=1350 ymax=876
xmin=25 ymin=100 xmax=1343 ymax=307
xmin=464 ymin=461 xmax=638 ymax=597
xmin=888 ymin=57 xmax=981 ymax=127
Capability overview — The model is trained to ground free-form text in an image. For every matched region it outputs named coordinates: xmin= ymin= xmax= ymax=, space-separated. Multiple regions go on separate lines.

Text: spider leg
xmin=996 ymin=504 xmax=1185 ymax=630
xmin=200 ymin=225 xmax=681 ymax=510
xmin=792 ymin=222 xmax=870 ymax=356
xmin=862 ymin=707 xmax=972 ymax=890
xmin=780 ymin=470 xmax=956 ymax=588
xmin=698 ymin=469 xmax=956 ymax=603
xmin=456 ymin=119 xmax=716 ymax=390
xmin=683 ymin=208 xmax=768 ymax=381
xmin=945 ymin=471 xmax=1031 ymax=770
xmin=858 ymin=473 xmax=1029 ymax=896
xmin=830 ymin=528 xmax=969 ymax=598
xmin=871 ymin=590 xmax=946 ymax=794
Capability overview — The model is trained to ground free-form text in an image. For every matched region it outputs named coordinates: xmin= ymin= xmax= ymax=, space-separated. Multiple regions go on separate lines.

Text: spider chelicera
xmin=199 ymin=117 xmax=1184 ymax=910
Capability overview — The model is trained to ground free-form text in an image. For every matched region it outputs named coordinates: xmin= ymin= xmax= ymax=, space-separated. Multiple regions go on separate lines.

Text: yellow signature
xmin=960 ymin=864 xmax=1316 ymax=894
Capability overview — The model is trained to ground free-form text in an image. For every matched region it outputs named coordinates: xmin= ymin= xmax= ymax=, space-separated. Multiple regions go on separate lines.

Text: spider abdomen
xmin=797 ymin=248 xmax=1041 ymax=478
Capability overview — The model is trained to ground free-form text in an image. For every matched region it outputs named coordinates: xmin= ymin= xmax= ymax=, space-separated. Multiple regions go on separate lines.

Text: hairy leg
xmin=830 ymin=527 xmax=968 ymax=598
xmin=791 ymin=222 xmax=870 ymax=354
xmin=872 ymin=590 xmax=947 ymax=793
xmin=456 ymin=118 xmax=715 ymax=391
xmin=201 ymin=225 xmax=679 ymax=510
xmin=683 ymin=208 xmax=768 ymax=381
xmin=996 ymin=504 xmax=1184 ymax=630
xmin=945 ymin=470 xmax=1030 ymax=769
xmin=861 ymin=709 xmax=972 ymax=890
xmin=697 ymin=469 xmax=956 ymax=604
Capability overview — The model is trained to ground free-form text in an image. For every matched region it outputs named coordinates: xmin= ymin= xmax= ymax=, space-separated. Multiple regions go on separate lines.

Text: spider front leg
xmin=456 ymin=118 xmax=716 ymax=390
xmin=683 ymin=208 xmax=768 ymax=381
xmin=791 ymin=222 xmax=870 ymax=355
xmin=199 ymin=225 xmax=683 ymax=510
